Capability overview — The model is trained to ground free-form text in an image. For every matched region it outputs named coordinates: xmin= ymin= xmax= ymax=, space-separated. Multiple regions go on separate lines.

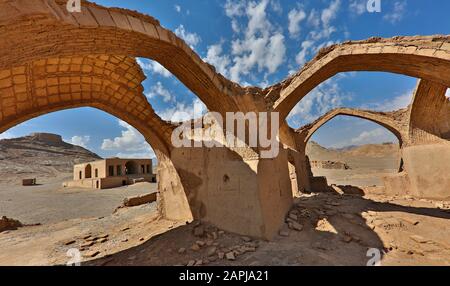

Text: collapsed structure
xmin=0 ymin=0 xmax=448 ymax=239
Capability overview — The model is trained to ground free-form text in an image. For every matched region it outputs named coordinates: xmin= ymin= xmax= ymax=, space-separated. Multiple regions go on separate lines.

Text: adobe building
xmin=64 ymin=158 xmax=155 ymax=189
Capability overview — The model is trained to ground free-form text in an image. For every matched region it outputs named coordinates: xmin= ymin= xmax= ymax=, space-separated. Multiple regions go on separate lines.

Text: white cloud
xmin=136 ymin=58 xmax=172 ymax=78
xmin=101 ymin=120 xmax=154 ymax=158
xmin=224 ymin=0 xmax=246 ymax=17
xmin=224 ymin=0 xmax=286 ymax=83
xmin=145 ymin=81 xmax=175 ymax=103
xmin=321 ymin=0 xmax=341 ymax=28
xmin=174 ymin=4 xmax=181 ymax=13
xmin=349 ymin=0 xmax=366 ymax=15
xmin=288 ymin=8 xmax=306 ymax=38
xmin=158 ymin=98 xmax=207 ymax=122
xmin=295 ymin=40 xmax=315 ymax=66
xmin=307 ymin=9 xmax=320 ymax=28
xmin=204 ymin=43 xmax=231 ymax=76
xmin=174 ymin=25 xmax=201 ymax=48
xmin=0 ymin=131 xmax=14 ymax=140
xmin=364 ymin=90 xmax=413 ymax=112
xmin=70 ymin=135 xmax=90 ymax=148
xmin=288 ymin=78 xmax=351 ymax=127
xmin=383 ymin=1 xmax=406 ymax=24
xmin=292 ymin=0 xmax=341 ymax=73
xmin=350 ymin=128 xmax=396 ymax=145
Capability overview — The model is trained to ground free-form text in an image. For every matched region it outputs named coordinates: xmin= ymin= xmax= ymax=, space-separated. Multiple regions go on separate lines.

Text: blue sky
xmin=1 ymin=0 xmax=450 ymax=156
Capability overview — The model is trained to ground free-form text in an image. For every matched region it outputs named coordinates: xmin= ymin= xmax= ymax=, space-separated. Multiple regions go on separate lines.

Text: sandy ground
xmin=1 ymin=192 xmax=448 ymax=266
xmin=0 ymin=173 xmax=156 ymax=224
xmin=0 ymin=143 xmax=449 ymax=266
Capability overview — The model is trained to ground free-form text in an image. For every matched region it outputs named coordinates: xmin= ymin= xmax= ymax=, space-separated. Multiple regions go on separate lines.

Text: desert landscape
xmin=0 ymin=0 xmax=449 ymax=268
xmin=1 ymin=134 xmax=449 ymax=266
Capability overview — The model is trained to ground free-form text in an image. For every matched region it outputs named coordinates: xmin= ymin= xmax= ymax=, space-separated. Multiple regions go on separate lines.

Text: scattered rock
xmin=195 ymin=260 xmax=203 ymax=266
xmin=279 ymin=229 xmax=290 ymax=237
xmin=226 ymin=252 xmax=236 ymax=261
xmin=81 ymin=241 xmax=95 ymax=248
xmin=196 ymin=240 xmax=206 ymax=247
xmin=83 ymin=250 xmax=100 ymax=258
xmin=207 ymin=247 xmax=217 ymax=257
xmin=193 ymin=225 xmax=205 ymax=237
xmin=288 ymin=213 xmax=298 ymax=221
xmin=187 ymin=260 xmax=196 ymax=266
xmin=401 ymin=217 xmax=420 ymax=226
xmin=410 ymin=235 xmax=429 ymax=244
xmin=178 ymin=248 xmax=186 ymax=254
xmin=64 ymin=240 xmax=76 ymax=246
xmin=0 ymin=216 xmax=23 ymax=233
xmin=191 ymin=244 xmax=200 ymax=251
xmin=98 ymin=238 xmax=108 ymax=243
xmin=288 ymin=221 xmax=303 ymax=232
xmin=218 ymin=252 xmax=225 ymax=259
xmin=342 ymin=235 xmax=353 ymax=243
xmin=241 ymin=236 xmax=252 ymax=242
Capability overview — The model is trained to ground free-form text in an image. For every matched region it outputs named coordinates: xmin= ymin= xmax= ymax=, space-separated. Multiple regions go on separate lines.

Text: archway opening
xmin=85 ymin=164 xmax=92 ymax=179
xmin=0 ymin=106 xmax=192 ymax=265
xmin=306 ymin=116 xmax=401 ymax=191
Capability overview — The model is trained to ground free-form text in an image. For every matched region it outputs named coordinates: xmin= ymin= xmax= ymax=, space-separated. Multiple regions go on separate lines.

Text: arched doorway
xmin=85 ymin=164 xmax=92 ymax=179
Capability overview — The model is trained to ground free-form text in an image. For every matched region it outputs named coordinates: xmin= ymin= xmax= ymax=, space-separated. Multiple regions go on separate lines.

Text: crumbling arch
xmin=0 ymin=0 xmax=239 ymax=115
xmin=297 ymin=108 xmax=405 ymax=148
xmin=0 ymin=54 xmax=174 ymax=156
xmin=0 ymin=54 xmax=194 ymax=224
xmin=269 ymin=37 xmax=450 ymax=120
xmin=408 ymin=79 xmax=450 ymax=144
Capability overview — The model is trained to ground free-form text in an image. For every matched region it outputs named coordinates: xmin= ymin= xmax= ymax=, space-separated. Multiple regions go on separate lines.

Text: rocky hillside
xmin=0 ymin=133 xmax=101 ymax=183
xmin=306 ymin=141 xmax=400 ymax=171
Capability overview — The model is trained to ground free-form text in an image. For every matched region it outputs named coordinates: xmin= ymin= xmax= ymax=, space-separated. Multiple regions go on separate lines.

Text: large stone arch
xmin=297 ymin=107 xmax=405 ymax=148
xmin=288 ymin=107 xmax=406 ymax=193
xmin=0 ymin=54 xmax=174 ymax=154
xmin=0 ymin=0 xmax=243 ymax=115
xmin=408 ymin=79 xmax=450 ymax=145
xmin=0 ymin=53 xmax=194 ymax=222
xmin=268 ymin=37 xmax=450 ymax=120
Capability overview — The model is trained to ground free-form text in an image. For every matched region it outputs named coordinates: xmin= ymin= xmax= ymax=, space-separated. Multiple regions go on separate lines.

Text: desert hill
xmin=0 ymin=133 xmax=101 ymax=183
xmin=306 ymin=141 xmax=401 ymax=186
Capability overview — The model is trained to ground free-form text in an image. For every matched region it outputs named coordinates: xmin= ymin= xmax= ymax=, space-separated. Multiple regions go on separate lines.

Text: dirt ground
xmin=0 ymin=173 xmax=156 ymax=224
xmin=1 ymin=191 xmax=449 ymax=266
xmin=0 ymin=142 xmax=448 ymax=266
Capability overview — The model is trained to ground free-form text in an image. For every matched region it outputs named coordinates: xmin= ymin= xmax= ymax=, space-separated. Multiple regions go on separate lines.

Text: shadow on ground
xmin=84 ymin=188 xmax=450 ymax=266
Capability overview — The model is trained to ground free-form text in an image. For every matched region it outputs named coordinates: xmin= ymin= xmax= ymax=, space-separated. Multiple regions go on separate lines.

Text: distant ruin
xmin=0 ymin=0 xmax=448 ymax=239
xmin=64 ymin=158 xmax=155 ymax=189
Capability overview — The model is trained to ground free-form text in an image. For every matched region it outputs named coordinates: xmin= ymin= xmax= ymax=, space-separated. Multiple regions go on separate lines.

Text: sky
xmin=1 ymin=0 xmax=450 ymax=157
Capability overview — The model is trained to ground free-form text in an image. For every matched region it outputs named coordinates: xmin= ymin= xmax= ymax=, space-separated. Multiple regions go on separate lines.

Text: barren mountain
xmin=0 ymin=133 xmax=101 ymax=184
xmin=306 ymin=141 xmax=401 ymax=187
